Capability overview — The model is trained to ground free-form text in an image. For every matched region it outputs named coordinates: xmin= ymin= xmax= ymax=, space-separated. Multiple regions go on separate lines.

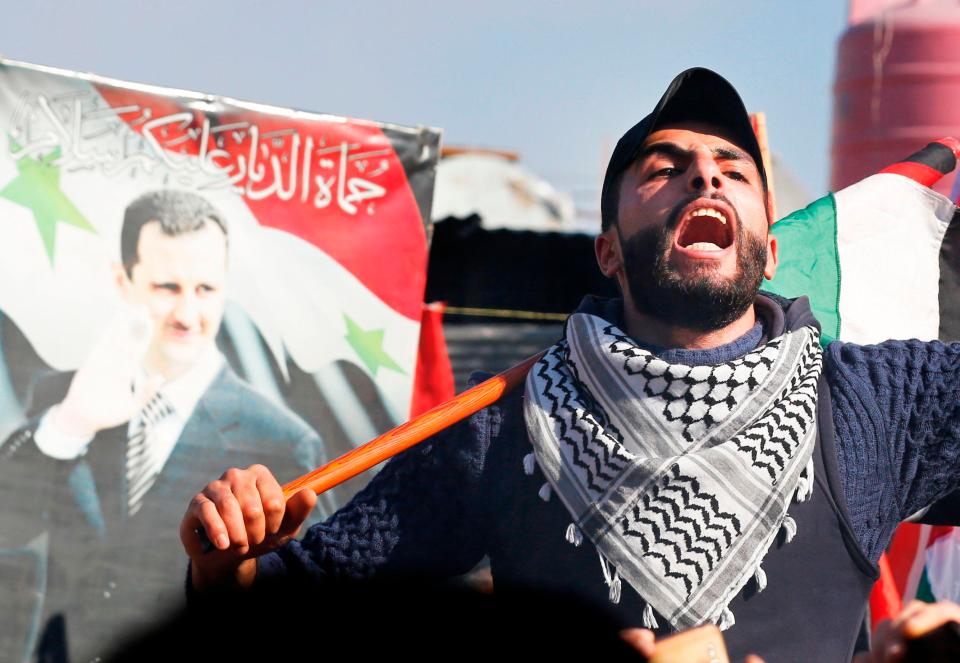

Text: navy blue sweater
xmin=257 ymin=297 xmax=960 ymax=581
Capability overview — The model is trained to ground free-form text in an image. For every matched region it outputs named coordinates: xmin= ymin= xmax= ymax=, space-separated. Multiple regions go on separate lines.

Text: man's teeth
xmin=690 ymin=208 xmax=727 ymax=224
xmin=688 ymin=242 xmax=722 ymax=251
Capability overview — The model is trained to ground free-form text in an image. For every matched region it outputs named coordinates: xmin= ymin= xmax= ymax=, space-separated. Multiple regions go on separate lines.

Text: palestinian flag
xmin=765 ymin=139 xmax=960 ymax=625
xmin=0 ymin=58 xmax=440 ymax=428
xmin=879 ymin=165 xmax=960 ymax=615
xmin=887 ymin=524 xmax=960 ymax=608
xmin=766 ymin=138 xmax=960 ymax=346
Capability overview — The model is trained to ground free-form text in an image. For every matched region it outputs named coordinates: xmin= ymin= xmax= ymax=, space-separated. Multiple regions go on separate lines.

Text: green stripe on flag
xmin=915 ymin=566 xmax=936 ymax=603
xmin=765 ymin=194 xmax=841 ymax=346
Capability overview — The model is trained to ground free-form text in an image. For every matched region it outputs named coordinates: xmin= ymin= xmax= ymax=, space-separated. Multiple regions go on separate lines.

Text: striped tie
xmin=125 ymin=393 xmax=173 ymax=517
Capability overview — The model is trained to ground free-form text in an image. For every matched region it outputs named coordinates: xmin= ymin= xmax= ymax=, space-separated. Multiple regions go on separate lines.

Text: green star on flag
xmin=0 ymin=136 xmax=95 ymax=265
xmin=344 ymin=313 xmax=405 ymax=376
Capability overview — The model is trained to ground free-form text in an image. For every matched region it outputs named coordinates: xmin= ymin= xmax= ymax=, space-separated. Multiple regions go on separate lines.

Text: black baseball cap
xmin=600 ymin=67 xmax=767 ymax=230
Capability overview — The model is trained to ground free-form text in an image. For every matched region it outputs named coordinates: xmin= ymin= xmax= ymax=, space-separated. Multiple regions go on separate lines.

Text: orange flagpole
xmin=750 ymin=111 xmax=777 ymax=222
xmin=282 ymin=351 xmax=544 ymax=498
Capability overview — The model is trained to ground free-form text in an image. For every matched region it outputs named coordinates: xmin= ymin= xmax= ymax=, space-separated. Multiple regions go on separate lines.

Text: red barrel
xmin=832 ymin=0 xmax=960 ymax=197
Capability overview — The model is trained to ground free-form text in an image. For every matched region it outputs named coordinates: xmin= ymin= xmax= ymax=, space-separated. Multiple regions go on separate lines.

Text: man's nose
xmin=686 ymin=153 xmax=722 ymax=194
xmin=172 ymin=295 xmax=201 ymax=328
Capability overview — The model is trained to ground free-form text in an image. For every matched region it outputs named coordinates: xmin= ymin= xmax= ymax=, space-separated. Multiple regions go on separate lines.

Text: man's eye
xmin=726 ymin=171 xmax=748 ymax=182
xmin=653 ymin=167 xmax=681 ymax=179
xmin=198 ymin=285 xmax=217 ymax=295
xmin=152 ymin=283 xmax=180 ymax=293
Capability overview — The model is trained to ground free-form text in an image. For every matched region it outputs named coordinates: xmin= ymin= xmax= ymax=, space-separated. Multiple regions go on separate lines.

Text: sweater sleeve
xmin=254 ymin=408 xmax=494 ymax=584
xmin=826 ymin=339 xmax=960 ymax=560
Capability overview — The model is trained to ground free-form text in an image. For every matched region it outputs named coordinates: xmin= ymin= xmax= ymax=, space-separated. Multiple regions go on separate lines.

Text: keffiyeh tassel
xmin=795 ymin=457 xmax=815 ymax=503
xmin=642 ymin=602 xmax=659 ymax=629
xmin=538 ymin=482 xmax=552 ymax=502
xmin=753 ymin=564 xmax=768 ymax=593
xmin=781 ymin=515 xmax=798 ymax=544
xmin=598 ymin=553 xmax=622 ymax=604
xmin=609 ymin=577 xmax=622 ymax=604
xmin=716 ymin=607 xmax=736 ymax=632
xmin=522 ymin=452 xmax=536 ymax=476
xmin=565 ymin=523 xmax=583 ymax=547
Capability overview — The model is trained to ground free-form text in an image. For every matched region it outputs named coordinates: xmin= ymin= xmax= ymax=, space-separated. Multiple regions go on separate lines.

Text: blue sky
xmin=0 ymin=0 xmax=848 ymax=215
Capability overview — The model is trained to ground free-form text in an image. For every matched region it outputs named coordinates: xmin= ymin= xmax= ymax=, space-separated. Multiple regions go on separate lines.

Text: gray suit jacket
xmin=0 ymin=364 xmax=327 ymax=662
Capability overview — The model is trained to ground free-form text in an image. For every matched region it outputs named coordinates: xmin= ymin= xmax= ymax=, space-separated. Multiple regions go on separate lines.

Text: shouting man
xmin=180 ymin=69 xmax=960 ymax=661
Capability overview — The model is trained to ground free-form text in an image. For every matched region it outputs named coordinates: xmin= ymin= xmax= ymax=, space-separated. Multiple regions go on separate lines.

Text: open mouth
xmin=675 ymin=207 xmax=734 ymax=252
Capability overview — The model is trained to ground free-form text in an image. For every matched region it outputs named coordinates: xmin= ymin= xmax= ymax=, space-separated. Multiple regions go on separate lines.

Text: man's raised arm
xmin=178 ymin=409 xmax=494 ymax=594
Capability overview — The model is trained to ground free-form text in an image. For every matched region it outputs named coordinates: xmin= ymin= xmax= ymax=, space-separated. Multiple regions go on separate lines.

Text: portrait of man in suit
xmin=0 ymin=190 xmax=327 ymax=663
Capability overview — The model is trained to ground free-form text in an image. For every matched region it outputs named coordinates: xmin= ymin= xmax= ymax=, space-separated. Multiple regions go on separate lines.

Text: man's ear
xmin=763 ymin=233 xmax=778 ymax=281
xmin=595 ymin=228 xmax=623 ymax=278
xmin=114 ymin=262 xmax=132 ymax=296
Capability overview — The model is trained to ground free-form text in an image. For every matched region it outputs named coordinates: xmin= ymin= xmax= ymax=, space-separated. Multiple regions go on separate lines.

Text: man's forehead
xmin=138 ymin=219 xmax=226 ymax=245
xmin=134 ymin=221 xmax=227 ymax=270
xmin=641 ymin=122 xmax=754 ymax=159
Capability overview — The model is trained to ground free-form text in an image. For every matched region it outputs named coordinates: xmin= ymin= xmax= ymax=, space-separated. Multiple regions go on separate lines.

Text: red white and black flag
xmin=0 ymin=58 xmax=440 ymax=662
xmin=0 ymin=59 xmax=440 ymax=426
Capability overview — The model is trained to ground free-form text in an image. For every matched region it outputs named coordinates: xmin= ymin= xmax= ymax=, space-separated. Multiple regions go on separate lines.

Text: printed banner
xmin=0 ymin=59 xmax=440 ymax=662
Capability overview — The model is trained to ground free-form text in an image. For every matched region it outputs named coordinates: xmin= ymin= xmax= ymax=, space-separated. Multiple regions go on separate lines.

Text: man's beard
xmin=618 ymin=197 xmax=768 ymax=332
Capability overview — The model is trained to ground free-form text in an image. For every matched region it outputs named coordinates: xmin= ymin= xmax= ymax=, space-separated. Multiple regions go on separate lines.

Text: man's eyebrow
xmin=638 ymin=142 xmax=692 ymax=162
xmin=637 ymin=142 xmax=751 ymax=164
xmin=712 ymin=146 xmax=750 ymax=162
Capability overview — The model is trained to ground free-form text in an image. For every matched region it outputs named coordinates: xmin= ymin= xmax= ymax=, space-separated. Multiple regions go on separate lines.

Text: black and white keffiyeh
xmin=523 ymin=313 xmax=823 ymax=631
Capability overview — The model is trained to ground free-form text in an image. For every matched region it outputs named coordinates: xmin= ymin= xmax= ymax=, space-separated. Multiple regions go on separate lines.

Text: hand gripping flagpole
xmin=197 ymin=351 xmax=543 ymax=552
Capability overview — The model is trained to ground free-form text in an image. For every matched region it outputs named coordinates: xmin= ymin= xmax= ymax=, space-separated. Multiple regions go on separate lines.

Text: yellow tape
xmin=443 ymin=306 xmax=568 ymax=322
